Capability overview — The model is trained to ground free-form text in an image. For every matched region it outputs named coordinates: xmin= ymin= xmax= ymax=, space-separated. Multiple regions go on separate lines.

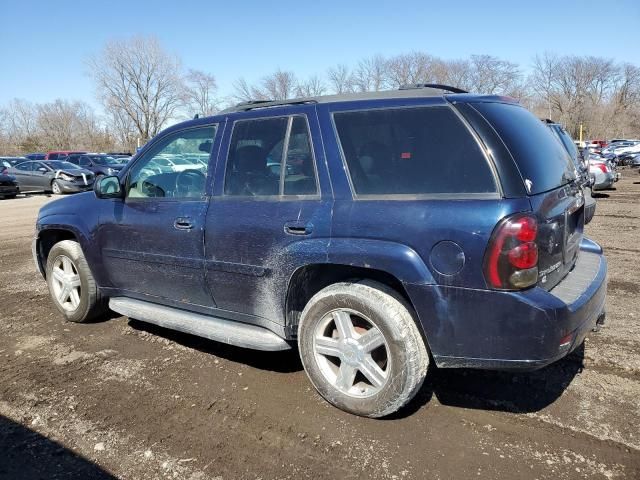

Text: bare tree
xmin=232 ymin=78 xmax=264 ymax=102
xmin=296 ymin=75 xmax=327 ymax=97
xmin=260 ymin=69 xmax=298 ymax=100
xmin=352 ymin=55 xmax=389 ymax=92
xmin=469 ymin=55 xmax=522 ymax=95
xmin=386 ymin=52 xmax=436 ymax=88
xmin=88 ymin=36 xmax=184 ymax=143
xmin=327 ymin=64 xmax=354 ymax=94
xmin=184 ymin=69 xmax=219 ymax=117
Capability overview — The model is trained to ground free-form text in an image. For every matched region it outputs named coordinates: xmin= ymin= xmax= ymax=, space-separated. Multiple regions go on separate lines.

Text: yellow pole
xmin=579 ymin=124 xmax=583 ymax=143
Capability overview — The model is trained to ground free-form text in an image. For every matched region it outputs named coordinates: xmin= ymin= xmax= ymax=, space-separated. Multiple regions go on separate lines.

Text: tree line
xmin=1 ymin=36 xmax=639 ymax=154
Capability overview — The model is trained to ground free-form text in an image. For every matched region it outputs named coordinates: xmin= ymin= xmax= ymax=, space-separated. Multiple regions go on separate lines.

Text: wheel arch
xmin=285 ymin=263 xmax=429 ymax=348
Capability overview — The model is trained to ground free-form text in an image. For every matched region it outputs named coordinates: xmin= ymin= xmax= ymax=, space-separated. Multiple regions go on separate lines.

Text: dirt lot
xmin=1 ymin=172 xmax=639 ymax=480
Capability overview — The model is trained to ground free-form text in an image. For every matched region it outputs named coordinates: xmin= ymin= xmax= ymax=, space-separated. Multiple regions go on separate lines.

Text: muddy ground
xmin=1 ymin=172 xmax=639 ymax=479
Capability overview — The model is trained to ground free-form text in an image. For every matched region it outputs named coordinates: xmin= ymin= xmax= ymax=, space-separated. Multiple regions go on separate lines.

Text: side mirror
xmin=94 ymin=175 xmax=123 ymax=199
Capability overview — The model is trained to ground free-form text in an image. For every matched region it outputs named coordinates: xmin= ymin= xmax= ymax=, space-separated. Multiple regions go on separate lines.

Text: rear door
xmin=471 ymin=102 xmax=583 ymax=289
xmin=205 ymin=108 xmax=333 ymax=329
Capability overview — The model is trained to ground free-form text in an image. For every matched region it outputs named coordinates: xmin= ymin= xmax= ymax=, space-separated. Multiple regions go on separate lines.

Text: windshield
xmin=46 ymin=161 xmax=80 ymax=170
xmin=473 ymin=102 xmax=576 ymax=194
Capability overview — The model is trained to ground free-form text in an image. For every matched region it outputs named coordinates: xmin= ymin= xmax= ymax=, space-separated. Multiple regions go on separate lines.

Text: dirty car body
xmin=32 ymin=87 xmax=608 ymax=417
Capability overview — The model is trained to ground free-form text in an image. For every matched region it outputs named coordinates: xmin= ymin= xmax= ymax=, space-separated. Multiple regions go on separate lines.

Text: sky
xmin=1 ymin=0 xmax=640 ymax=110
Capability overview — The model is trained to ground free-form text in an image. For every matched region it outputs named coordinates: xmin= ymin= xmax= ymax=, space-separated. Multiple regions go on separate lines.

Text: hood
xmin=55 ymin=168 xmax=94 ymax=177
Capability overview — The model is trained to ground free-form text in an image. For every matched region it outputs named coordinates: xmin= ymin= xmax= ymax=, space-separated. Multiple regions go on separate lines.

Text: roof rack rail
xmin=221 ymin=98 xmax=318 ymax=114
xmin=398 ymin=83 xmax=469 ymax=94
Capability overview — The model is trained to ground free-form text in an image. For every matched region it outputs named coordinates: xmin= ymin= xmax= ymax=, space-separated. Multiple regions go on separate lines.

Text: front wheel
xmin=51 ymin=179 xmax=63 ymax=195
xmin=298 ymin=280 xmax=429 ymax=418
xmin=45 ymin=240 xmax=107 ymax=323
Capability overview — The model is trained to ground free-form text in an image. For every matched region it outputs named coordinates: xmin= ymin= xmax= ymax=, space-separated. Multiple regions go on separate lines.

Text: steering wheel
xmin=176 ymin=169 xmax=206 ymax=197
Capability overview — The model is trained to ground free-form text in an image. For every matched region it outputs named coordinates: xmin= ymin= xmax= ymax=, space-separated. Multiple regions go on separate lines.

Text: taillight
xmin=484 ymin=214 xmax=539 ymax=290
xmin=595 ymin=163 xmax=609 ymax=173
xmin=0 ymin=167 xmax=7 ymax=175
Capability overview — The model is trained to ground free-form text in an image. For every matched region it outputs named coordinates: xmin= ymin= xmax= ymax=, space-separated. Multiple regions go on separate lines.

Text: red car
xmin=590 ymin=140 xmax=608 ymax=148
xmin=44 ymin=150 xmax=86 ymax=160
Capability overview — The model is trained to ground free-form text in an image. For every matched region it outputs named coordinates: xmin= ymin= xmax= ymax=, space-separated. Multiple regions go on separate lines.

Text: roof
xmin=219 ymin=84 xmax=471 ymax=114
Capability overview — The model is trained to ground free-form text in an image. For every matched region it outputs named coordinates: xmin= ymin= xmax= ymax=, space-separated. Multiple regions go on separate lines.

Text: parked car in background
xmin=629 ymin=153 xmax=640 ymax=168
xmin=44 ymin=150 xmax=86 ymax=160
xmin=542 ymin=120 xmax=596 ymax=224
xmin=588 ymin=158 xmax=616 ymax=190
xmin=0 ymin=156 xmax=28 ymax=167
xmin=33 ymin=87 xmax=607 ymax=418
xmin=0 ymin=163 xmax=20 ymax=199
xmin=9 ymin=160 xmax=94 ymax=194
xmin=65 ymin=153 xmax=129 ymax=179
xmin=24 ymin=153 xmax=46 ymax=160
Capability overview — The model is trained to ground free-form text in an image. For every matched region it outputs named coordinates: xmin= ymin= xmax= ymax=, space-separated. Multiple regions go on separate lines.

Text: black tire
xmin=298 ymin=280 xmax=429 ymax=418
xmin=45 ymin=240 xmax=107 ymax=323
xmin=51 ymin=179 xmax=63 ymax=195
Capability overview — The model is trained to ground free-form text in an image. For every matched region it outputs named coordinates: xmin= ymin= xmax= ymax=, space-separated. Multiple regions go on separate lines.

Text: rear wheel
xmin=45 ymin=240 xmax=107 ymax=323
xmin=298 ymin=280 xmax=429 ymax=418
xmin=51 ymin=180 xmax=63 ymax=195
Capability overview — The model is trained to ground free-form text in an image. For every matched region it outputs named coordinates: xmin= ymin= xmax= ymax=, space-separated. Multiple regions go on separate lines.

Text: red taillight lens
xmin=508 ymin=242 xmax=538 ymax=269
xmin=484 ymin=214 xmax=539 ymax=290
xmin=596 ymin=163 xmax=608 ymax=173
xmin=0 ymin=168 xmax=7 ymax=175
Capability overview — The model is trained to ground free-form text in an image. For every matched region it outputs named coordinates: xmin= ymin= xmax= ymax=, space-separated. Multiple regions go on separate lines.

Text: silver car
xmin=8 ymin=160 xmax=94 ymax=194
xmin=588 ymin=159 xmax=616 ymax=190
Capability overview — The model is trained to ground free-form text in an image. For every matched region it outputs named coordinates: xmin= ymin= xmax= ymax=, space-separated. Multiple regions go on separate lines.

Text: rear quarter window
xmin=333 ymin=106 xmax=496 ymax=196
xmin=472 ymin=103 xmax=576 ymax=194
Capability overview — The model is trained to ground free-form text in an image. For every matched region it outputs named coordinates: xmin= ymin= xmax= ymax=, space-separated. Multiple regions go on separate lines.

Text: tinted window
xmin=127 ymin=125 xmax=216 ymax=199
xmin=225 ymin=116 xmax=317 ymax=197
xmin=473 ymin=103 xmax=576 ymax=194
xmin=283 ymin=117 xmax=317 ymax=195
xmin=334 ymin=106 xmax=496 ymax=195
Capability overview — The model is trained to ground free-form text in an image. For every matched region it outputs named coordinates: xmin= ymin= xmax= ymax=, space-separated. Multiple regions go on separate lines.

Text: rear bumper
xmin=406 ymin=237 xmax=607 ymax=370
xmin=593 ymin=172 xmax=616 ymax=190
xmin=0 ymin=184 xmax=19 ymax=196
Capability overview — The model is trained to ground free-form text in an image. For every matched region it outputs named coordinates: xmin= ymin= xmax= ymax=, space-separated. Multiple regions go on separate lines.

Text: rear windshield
xmin=333 ymin=106 xmax=496 ymax=196
xmin=473 ymin=102 xmax=576 ymax=194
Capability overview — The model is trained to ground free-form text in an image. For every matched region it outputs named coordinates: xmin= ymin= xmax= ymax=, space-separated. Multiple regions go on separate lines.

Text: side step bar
xmin=109 ymin=297 xmax=292 ymax=351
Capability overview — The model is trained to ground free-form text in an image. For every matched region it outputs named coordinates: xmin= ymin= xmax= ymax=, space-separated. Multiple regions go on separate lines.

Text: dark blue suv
xmin=33 ymin=86 xmax=607 ymax=418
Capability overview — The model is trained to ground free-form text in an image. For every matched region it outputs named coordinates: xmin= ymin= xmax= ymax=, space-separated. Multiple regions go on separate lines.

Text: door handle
xmin=284 ymin=221 xmax=313 ymax=236
xmin=174 ymin=217 xmax=194 ymax=230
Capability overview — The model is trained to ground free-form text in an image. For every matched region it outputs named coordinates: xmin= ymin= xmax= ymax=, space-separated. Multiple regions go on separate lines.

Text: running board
xmin=109 ymin=297 xmax=291 ymax=351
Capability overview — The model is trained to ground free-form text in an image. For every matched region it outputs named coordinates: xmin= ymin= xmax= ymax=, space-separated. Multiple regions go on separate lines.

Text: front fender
xmin=34 ymin=214 xmax=94 ymax=277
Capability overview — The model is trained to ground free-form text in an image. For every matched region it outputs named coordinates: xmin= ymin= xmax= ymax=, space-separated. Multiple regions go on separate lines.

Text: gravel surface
xmin=1 ymin=172 xmax=639 ymax=479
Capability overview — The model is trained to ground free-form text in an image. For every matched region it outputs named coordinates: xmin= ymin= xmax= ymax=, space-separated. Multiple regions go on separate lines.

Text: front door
xmin=205 ymin=110 xmax=333 ymax=330
xmin=97 ymin=123 xmax=219 ymax=309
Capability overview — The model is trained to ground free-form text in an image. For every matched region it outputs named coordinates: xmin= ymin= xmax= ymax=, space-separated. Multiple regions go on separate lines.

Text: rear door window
xmin=333 ymin=106 xmax=496 ymax=196
xmin=473 ymin=102 xmax=576 ymax=194
xmin=224 ymin=115 xmax=318 ymax=197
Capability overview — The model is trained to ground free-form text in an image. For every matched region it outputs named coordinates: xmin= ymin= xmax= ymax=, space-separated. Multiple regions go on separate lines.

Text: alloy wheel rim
xmin=312 ymin=308 xmax=390 ymax=398
xmin=52 ymin=182 xmax=60 ymax=194
xmin=50 ymin=255 xmax=82 ymax=312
